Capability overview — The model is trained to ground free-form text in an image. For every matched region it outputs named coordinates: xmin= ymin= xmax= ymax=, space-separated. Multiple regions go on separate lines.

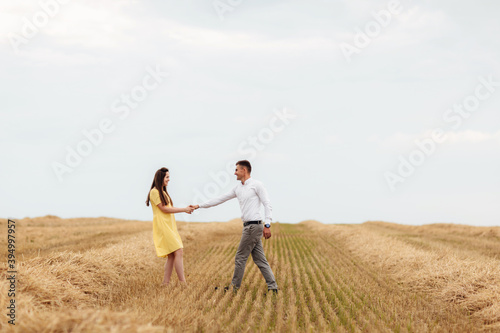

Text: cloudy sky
xmin=1 ymin=0 xmax=499 ymax=226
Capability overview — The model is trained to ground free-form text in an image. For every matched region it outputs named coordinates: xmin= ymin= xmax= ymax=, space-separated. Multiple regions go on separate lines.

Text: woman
xmin=146 ymin=167 xmax=193 ymax=286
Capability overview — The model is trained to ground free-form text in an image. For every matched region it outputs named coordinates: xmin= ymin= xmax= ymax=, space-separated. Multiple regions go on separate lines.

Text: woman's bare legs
xmin=163 ymin=254 xmax=175 ymax=285
xmin=173 ymin=248 xmax=186 ymax=283
xmin=162 ymin=248 xmax=185 ymax=285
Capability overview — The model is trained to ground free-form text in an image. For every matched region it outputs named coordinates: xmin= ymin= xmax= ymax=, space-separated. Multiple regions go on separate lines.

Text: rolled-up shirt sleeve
xmin=199 ymin=187 xmax=237 ymax=208
xmin=255 ymin=182 xmax=273 ymax=224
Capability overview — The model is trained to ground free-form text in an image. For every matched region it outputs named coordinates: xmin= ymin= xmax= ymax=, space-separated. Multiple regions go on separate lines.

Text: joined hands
xmin=185 ymin=205 xmax=200 ymax=214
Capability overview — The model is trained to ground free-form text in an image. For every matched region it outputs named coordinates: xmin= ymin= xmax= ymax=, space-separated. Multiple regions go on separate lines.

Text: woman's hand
xmin=185 ymin=206 xmax=195 ymax=214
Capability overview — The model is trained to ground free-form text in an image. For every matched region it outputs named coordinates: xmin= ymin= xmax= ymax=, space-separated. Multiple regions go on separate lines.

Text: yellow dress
xmin=149 ymin=188 xmax=183 ymax=258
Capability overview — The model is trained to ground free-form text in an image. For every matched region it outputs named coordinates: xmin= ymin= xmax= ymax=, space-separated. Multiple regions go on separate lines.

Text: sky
xmin=1 ymin=0 xmax=499 ymax=226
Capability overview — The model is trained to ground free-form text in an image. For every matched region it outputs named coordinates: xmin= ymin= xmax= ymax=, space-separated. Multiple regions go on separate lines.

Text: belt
xmin=243 ymin=220 xmax=262 ymax=227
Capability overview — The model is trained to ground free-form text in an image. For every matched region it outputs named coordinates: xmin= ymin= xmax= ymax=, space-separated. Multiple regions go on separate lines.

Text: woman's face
xmin=163 ymin=172 xmax=170 ymax=187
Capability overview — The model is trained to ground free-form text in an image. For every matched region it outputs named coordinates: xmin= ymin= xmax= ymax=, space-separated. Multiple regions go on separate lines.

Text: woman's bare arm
xmin=157 ymin=203 xmax=193 ymax=214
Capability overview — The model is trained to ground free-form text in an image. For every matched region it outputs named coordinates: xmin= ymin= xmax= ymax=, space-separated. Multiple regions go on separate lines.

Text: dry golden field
xmin=1 ymin=216 xmax=499 ymax=332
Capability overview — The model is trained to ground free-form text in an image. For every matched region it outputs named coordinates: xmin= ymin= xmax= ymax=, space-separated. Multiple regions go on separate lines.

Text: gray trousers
xmin=231 ymin=223 xmax=278 ymax=290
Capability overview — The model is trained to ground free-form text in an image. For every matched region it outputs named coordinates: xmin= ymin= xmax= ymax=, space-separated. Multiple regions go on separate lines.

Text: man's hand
xmin=263 ymin=227 xmax=271 ymax=239
xmin=189 ymin=205 xmax=199 ymax=210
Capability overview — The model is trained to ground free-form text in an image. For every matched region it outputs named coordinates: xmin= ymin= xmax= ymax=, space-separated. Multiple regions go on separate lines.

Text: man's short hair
xmin=236 ymin=160 xmax=252 ymax=173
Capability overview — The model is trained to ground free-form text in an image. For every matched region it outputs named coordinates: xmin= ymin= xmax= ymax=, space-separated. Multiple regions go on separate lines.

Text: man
xmin=192 ymin=160 xmax=278 ymax=294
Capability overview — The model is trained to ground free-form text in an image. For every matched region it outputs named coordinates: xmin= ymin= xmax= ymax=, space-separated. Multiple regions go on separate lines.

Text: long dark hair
xmin=146 ymin=167 xmax=173 ymax=207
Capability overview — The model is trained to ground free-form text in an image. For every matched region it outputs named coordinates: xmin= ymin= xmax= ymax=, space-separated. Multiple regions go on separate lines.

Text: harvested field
xmin=1 ymin=216 xmax=498 ymax=332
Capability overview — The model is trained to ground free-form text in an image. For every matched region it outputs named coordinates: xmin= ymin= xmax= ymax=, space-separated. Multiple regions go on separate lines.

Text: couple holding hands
xmin=146 ymin=160 xmax=278 ymax=294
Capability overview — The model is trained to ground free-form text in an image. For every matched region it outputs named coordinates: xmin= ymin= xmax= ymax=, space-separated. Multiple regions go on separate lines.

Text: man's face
xmin=234 ymin=165 xmax=246 ymax=181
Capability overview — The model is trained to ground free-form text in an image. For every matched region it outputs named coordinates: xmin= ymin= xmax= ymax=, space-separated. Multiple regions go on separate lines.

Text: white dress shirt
xmin=199 ymin=177 xmax=273 ymax=224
